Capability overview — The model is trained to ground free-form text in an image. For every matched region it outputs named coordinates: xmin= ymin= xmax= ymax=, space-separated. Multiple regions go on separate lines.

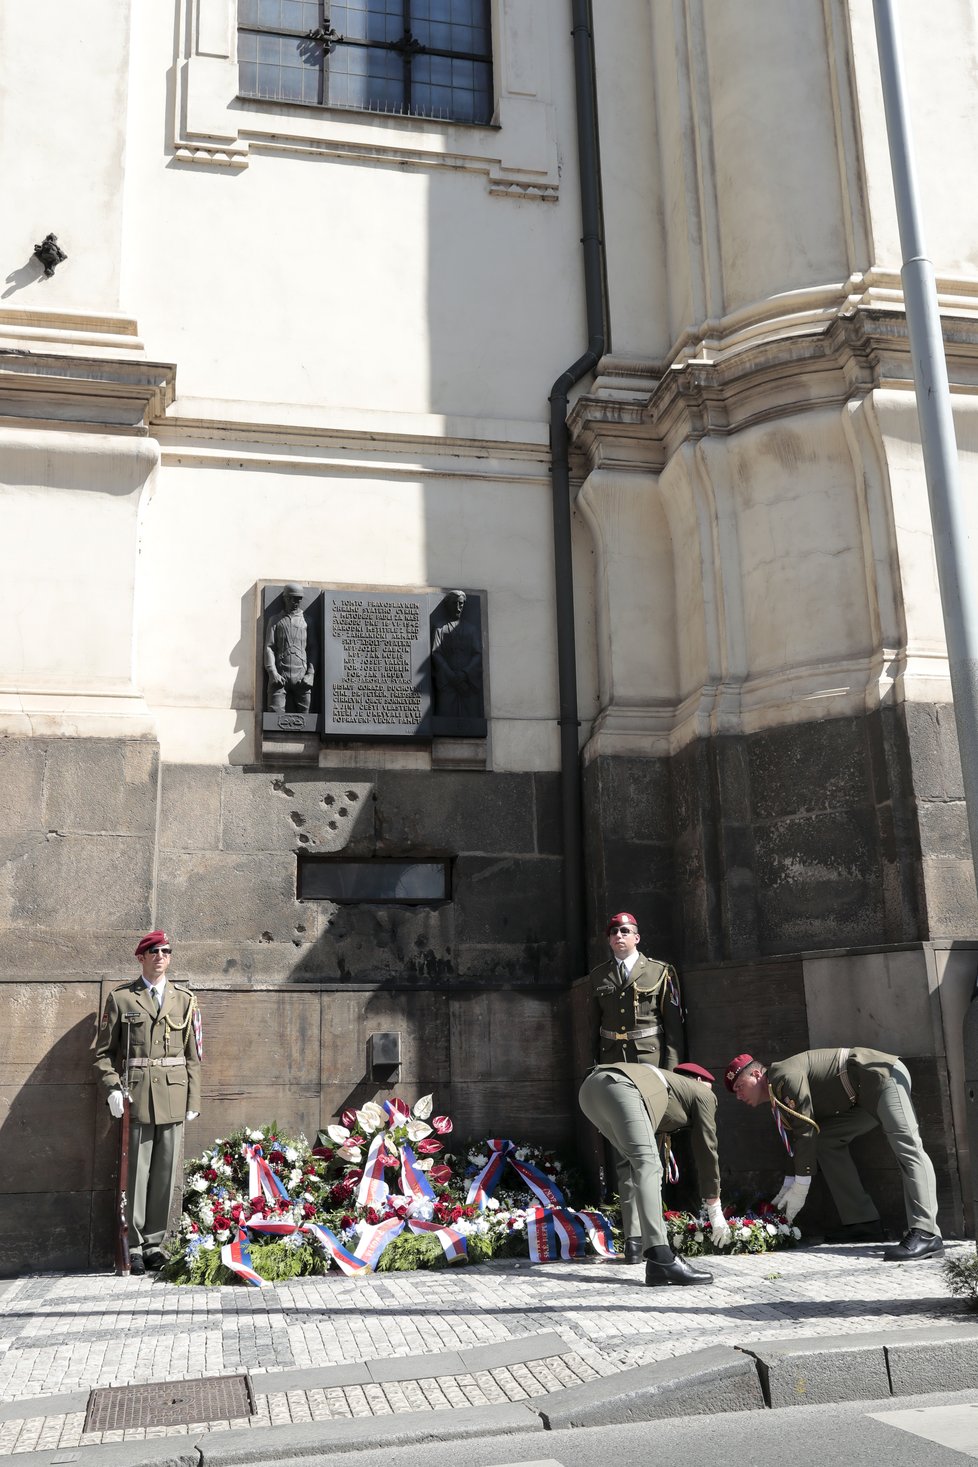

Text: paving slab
xmin=0 ymin=1243 xmax=973 ymax=1460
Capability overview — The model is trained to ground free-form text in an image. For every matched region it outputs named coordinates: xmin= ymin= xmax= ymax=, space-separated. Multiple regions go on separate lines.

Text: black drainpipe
xmin=550 ymin=0 xmax=606 ymax=977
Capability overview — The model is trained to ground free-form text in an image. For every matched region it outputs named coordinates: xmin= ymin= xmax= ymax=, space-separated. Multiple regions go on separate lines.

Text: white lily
xmin=412 ymin=1093 xmax=434 ymax=1119
xmin=405 ymin=1118 xmax=433 ymax=1142
xmin=326 ymin=1124 xmax=351 ymax=1145
xmin=338 ymin=1142 xmax=362 ymax=1163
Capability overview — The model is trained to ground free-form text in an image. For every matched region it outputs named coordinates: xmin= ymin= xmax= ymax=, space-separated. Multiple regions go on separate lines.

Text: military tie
xmin=618 ymin=960 xmax=629 ymax=985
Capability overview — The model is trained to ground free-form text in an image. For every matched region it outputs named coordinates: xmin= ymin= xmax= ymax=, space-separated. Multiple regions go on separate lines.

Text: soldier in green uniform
xmin=579 ymin=1062 xmax=730 ymax=1285
xmin=586 ymin=910 xmax=685 ymax=1263
xmin=94 ymin=930 xmax=202 ymax=1274
xmin=725 ymin=1048 xmax=942 ymax=1260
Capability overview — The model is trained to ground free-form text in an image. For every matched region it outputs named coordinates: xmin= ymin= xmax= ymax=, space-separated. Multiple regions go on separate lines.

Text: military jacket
xmin=94 ymin=978 xmax=202 ymax=1125
xmin=597 ymin=1063 xmax=721 ymax=1200
xmin=588 ymin=953 xmax=684 ymax=1068
xmin=768 ymin=1046 xmax=897 ymax=1177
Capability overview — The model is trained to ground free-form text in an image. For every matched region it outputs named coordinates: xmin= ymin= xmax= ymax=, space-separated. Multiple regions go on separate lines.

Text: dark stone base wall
xmin=583 ymin=704 xmax=977 ymax=969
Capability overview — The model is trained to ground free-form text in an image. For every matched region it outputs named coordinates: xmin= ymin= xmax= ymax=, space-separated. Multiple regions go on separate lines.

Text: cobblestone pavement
xmin=0 ymin=1242 xmax=974 ymax=1456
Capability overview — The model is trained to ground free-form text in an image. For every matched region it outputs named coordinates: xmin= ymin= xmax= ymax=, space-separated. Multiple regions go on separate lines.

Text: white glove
xmin=186 ymin=1111 xmax=199 ymax=1122
xmin=782 ymin=1176 xmax=812 ymax=1223
xmin=107 ymin=1090 xmax=125 ymax=1120
xmin=706 ymin=1199 xmax=732 ymax=1249
xmin=771 ymin=1175 xmax=795 ymax=1211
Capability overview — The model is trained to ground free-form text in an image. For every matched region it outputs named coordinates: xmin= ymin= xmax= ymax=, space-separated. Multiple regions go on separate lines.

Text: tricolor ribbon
xmin=399 ymin=1143 xmax=435 ymax=1201
xmin=357 ymin=1133 xmax=391 ymax=1209
xmin=466 ymin=1139 xmax=566 ymax=1210
xmin=221 ymin=1230 xmax=265 ymax=1287
xmin=770 ymin=1096 xmax=794 ymax=1157
xmin=245 ymin=1145 xmax=290 ymax=1205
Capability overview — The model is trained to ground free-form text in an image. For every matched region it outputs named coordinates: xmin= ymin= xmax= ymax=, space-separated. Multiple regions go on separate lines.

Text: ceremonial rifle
xmin=115 ymin=1013 xmax=139 ymax=1276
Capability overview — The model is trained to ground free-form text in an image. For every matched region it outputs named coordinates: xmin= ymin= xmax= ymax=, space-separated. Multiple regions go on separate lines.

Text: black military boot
xmin=623 ymin=1237 xmax=644 ymax=1265
xmin=644 ymin=1244 xmax=713 ymax=1287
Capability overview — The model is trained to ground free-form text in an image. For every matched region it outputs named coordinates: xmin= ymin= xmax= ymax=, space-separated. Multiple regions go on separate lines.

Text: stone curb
xmin=4 ymin=1324 xmax=978 ymax=1467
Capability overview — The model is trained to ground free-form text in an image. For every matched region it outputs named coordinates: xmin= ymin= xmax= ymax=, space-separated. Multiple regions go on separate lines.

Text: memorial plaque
xmin=261 ymin=584 xmax=322 ymax=735
xmin=322 ymin=591 xmax=431 ymax=740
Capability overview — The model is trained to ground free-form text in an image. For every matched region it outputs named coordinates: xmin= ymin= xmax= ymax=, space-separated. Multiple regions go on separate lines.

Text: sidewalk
xmin=0 ymin=1240 xmax=975 ymax=1463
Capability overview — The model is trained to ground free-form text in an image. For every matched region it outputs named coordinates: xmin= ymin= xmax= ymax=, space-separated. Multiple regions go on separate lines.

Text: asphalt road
xmin=235 ymin=1388 xmax=978 ymax=1467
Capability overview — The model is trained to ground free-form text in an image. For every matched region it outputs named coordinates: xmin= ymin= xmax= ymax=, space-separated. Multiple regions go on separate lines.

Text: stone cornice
xmin=0 ymin=350 xmax=177 ymax=435
xmin=568 ymin=300 xmax=978 ymax=472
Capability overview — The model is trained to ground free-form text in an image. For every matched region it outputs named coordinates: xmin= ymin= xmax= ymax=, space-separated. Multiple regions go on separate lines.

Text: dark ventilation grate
xmin=83 ymin=1373 xmax=254 ymax=1432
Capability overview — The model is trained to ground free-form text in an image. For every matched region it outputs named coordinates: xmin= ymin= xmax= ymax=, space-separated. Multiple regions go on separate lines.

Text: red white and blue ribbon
xmin=304 ymin=1222 xmax=372 ymax=1276
xmin=466 ymin=1140 xmax=566 ymax=1210
xmin=221 ymin=1230 xmax=264 ymax=1287
xmin=399 ymin=1143 xmax=435 ymax=1201
xmin=357 ymin=1133 xmax=391 ymax=1209
xmin=406 ymin=1218 xmax=467 ymax=1264
xmin=245 ymin=1145 xmax=290 ymax=1205
xmin=575 ymin=1209 xmax=617 ymax=1258
xmin=770 ymin=1096 xmax=794 ymax=1157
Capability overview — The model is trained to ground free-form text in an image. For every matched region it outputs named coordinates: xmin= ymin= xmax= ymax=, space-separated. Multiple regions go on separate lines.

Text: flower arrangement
xmin=664 ymin=1207 xmax=801 ymax=1256
xmin=162 ymin=1097 xmax=799 ymax=1286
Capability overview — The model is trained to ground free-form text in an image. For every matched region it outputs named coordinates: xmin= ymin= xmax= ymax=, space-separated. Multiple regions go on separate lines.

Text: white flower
xmin=216 ymin=1229 xmax=230 ymax=1243
xmin=302 ymin=1191 xmax=314 ymax=1203
xmin=765 ymin=1223 xmax=777 ymax=1236
xmin=410 ymin=1197 xmax=435 ymax=1222
xmin=515 ymin=1147 xmax=528 ymax=1160
xmin=485 ymin=1198 xmax=500 ymax=1211
xmin=413 ymin=1093 xmax=434 ymax=1119
xmin=327 ymin=1124 xmax=351 ymax=1145
xmin=356 ymin=1102 xmax=386 ymax=1134
xmin=289 ymin=1167 xmax=303 ymax=1188
xmin=415 ymin=1157 xmax=433 ymax=1171
xmin=191 ymin=1176 xmax=210 ymax=1193
xmin=405 ymin=1119 xmax=433 ymax=1142
xmin=694 ymin=1231 xmax=704 ymax=1243
xmin=337 ymin=1142 xmax=362 ymax=1163
xmin=248 ymin=1129 xmax=264 ymax=1142
xmin=198 ymin=1205 xmax=215 ymax=1229
xmin=285 ymin=1147 xmax=298 ymax=1163
xmin=469 ymin=1152 xmax=488 ymax=1168
xmin=201 ymin=1236 xmax=214 ymax=1250
xmin=511 ymin=1218 xmax=526 ymax=1232
xmin=737 ymin=1226 xmax=750 ymax=1240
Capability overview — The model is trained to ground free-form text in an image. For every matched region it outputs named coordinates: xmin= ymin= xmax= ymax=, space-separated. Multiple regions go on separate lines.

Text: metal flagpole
xmin=874 ymin=0 xmax=978 ymax=881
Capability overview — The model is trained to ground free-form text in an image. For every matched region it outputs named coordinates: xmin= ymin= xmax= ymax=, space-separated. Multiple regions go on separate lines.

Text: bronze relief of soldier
xmin=585 ymin=910 xmax=686 ymax=1264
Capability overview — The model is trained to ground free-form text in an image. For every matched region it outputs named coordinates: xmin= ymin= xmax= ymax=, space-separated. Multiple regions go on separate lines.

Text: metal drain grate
xmin=84 ymin=1373 xmax=254 ymax=1432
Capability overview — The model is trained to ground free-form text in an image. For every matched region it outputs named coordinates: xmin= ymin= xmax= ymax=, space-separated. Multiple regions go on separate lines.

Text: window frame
xmin=237 ymin=1 xmax=495 ymax=127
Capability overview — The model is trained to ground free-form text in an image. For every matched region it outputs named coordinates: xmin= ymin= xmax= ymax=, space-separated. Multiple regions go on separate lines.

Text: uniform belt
xmin=600 ymin=1025 xmax=661 ymax=1041
xmin=129 ymin=1057 xmax=186 ymax=1069
xmin=837 ymin=1047 xmax=857 ymax=1104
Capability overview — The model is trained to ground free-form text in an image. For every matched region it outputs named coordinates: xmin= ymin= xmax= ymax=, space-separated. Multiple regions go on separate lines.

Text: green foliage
xmin=943 ymin=1252 xmax=978 ymax=1304
xmin=376 ymin=1232 xmax=448 ymax=1272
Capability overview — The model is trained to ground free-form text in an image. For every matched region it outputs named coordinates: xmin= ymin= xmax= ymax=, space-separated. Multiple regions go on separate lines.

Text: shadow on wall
xmin=0 ymin=1011 xmax=117 ymax=1275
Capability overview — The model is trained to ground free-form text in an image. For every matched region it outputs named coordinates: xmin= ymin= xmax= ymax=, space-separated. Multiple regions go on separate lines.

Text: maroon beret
xmin=674 ymin=1062 xmax=715 ymax=1084
xmin=605 ymin=911 xmax=639 ymax=935
xmin=724 ymin=1053 xmax=755 ymax=1092
xmin=135 ymin=930 xmax=169 ymax=957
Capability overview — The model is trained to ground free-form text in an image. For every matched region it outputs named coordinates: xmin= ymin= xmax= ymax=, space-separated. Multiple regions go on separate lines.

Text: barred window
xmin=238 ymin=1 xmax=494 ymax=125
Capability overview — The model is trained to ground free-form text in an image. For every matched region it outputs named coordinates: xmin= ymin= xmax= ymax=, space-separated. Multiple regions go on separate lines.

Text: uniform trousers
xmin=130 ymin=1121 xmax=182 ymax=1256
xmin=579 ymin=1069 xmax=668 ymax=1252
xmin=815 ymin=1061 xmax=939 ymax=1234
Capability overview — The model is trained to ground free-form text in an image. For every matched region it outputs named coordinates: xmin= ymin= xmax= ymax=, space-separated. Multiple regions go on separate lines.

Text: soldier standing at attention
xmin=94 ymin=931 xmax=202 ymax=1274
xmin=726 ymin=1048 xmax=942 ymax=1261
xmin=587 ymin=910 xmax=685 ymax=1263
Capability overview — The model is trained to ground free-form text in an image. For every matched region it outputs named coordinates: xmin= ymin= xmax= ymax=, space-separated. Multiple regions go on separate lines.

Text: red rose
xmin=204 ymin=1167 xmax=218 ymax=1181
xmin=268 ymin=1149 xmax=286 ymax=1165
xmin=365 ymin=1207 xmax=380 ymax=1225
xmin=416 ymin=1139 xmax=442 ymax=1155
xmin=329 ymin=1181 xmax=353 ymax=1204
xmin=346 ymin=1168 xmax=364 ymax=1185
xmin=223 ymin=1154 xmax=234 ymax=1167
xmin=340 ymin=1214 xmax=354 ymax=1229
xmin=250 ymin=1195 xmax=264 ymax=1212
xmin=341 ymin=1108 xmax=358 ymax=1129
xmin=230 ymin=1203 xmax=245 ymax=1220
xmin=429 ymin=1164 xmax=452 ymax=1186
xmin=302 ymin=1202 xmax=317 ymax=1218
xmin=432 ymin=1115 xmax=453 ymax=1135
